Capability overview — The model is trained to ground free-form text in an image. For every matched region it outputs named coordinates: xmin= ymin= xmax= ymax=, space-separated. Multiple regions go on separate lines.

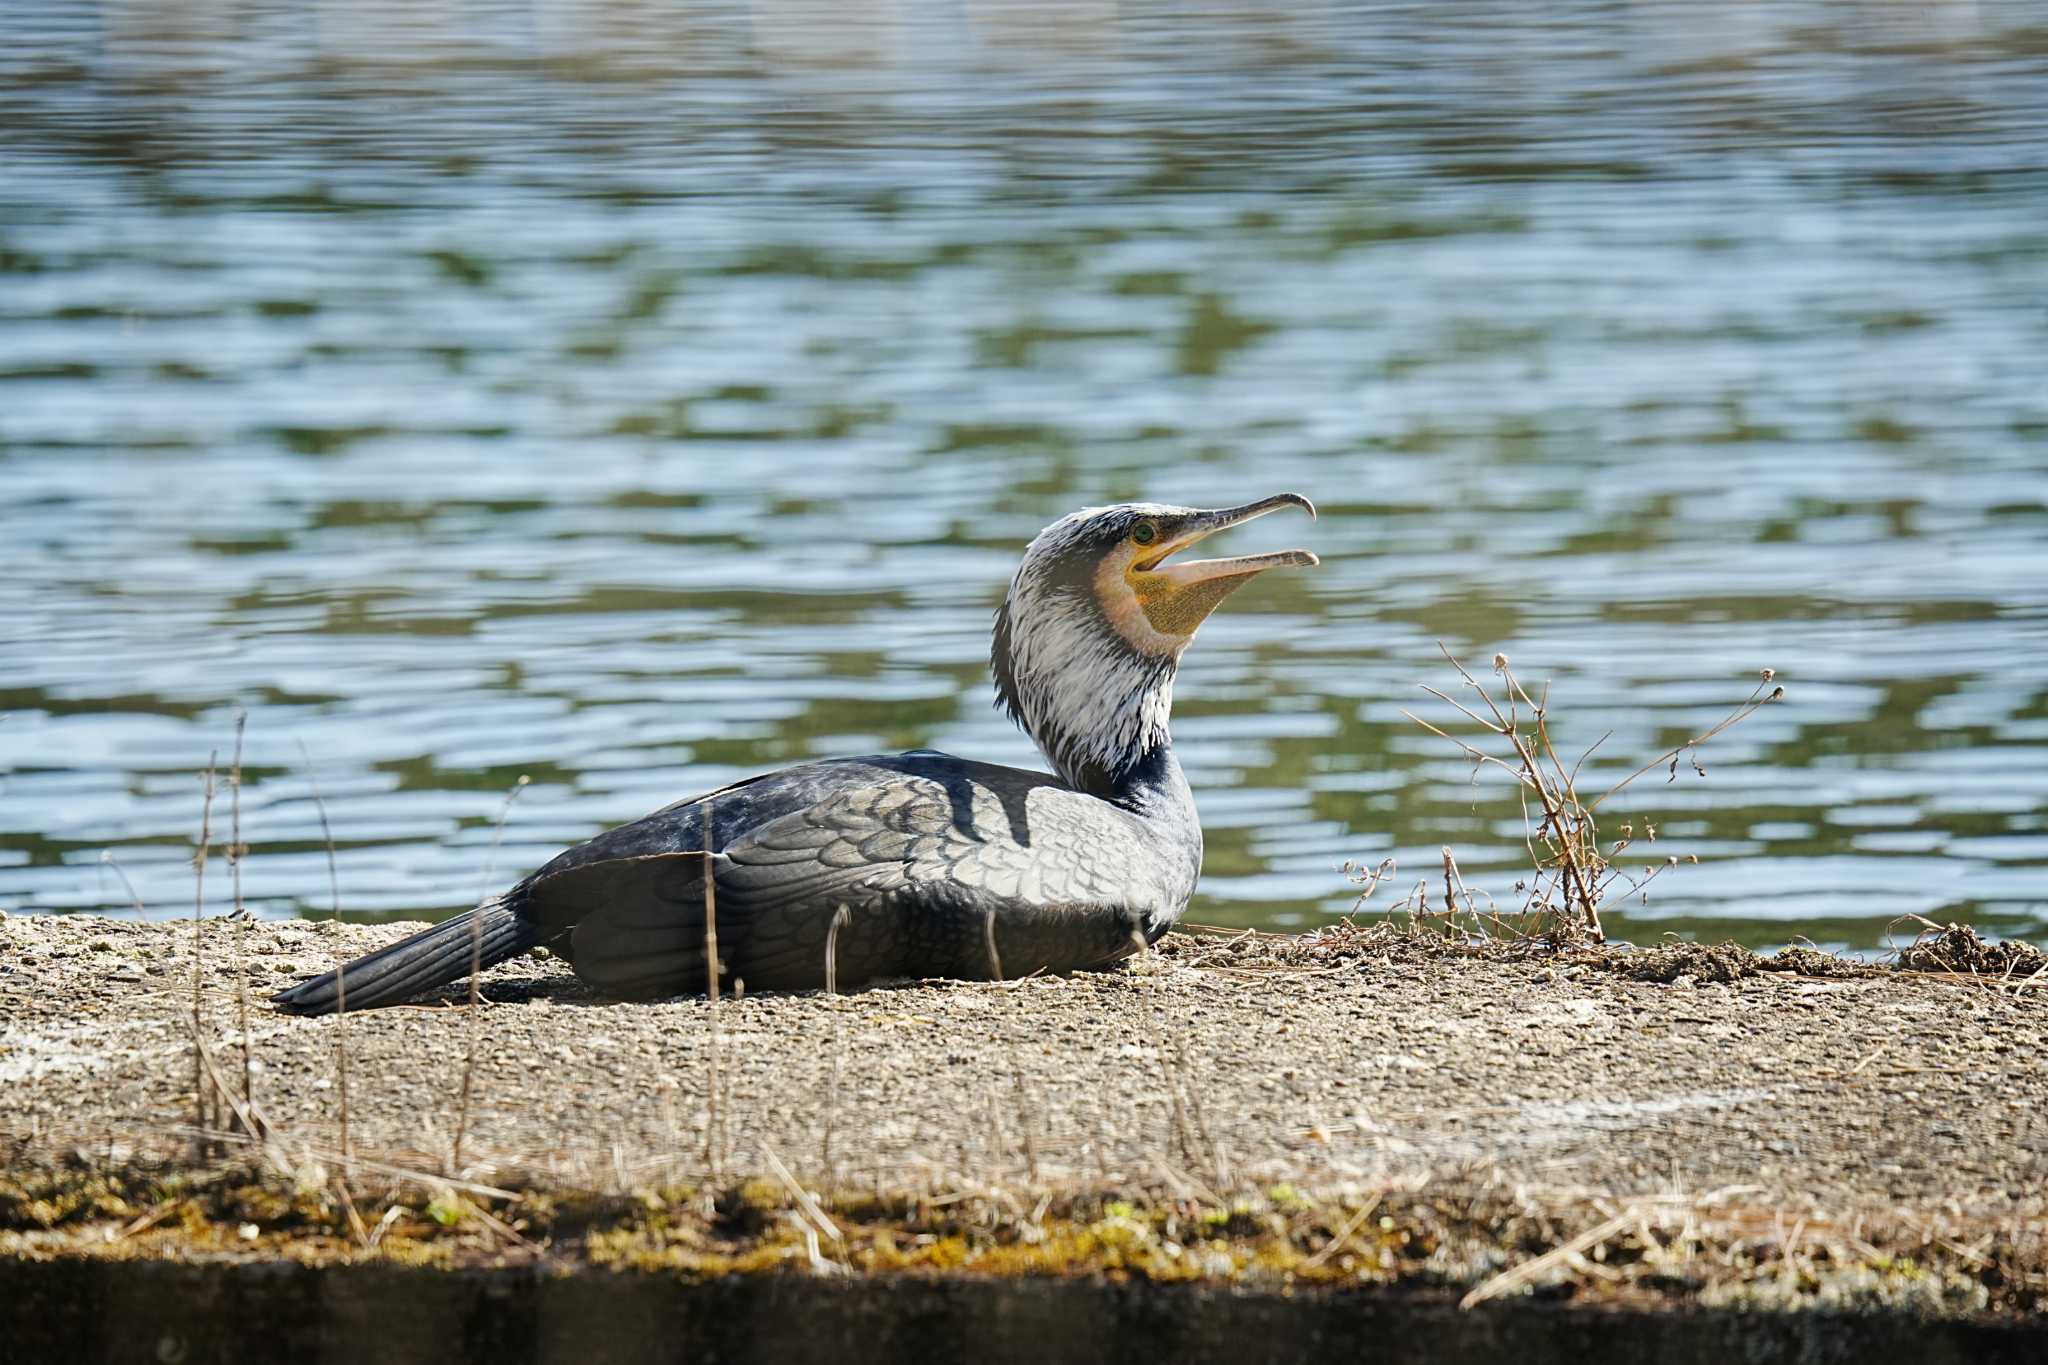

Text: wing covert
xmin=717 ymin=770 xmax=1140 ymax=916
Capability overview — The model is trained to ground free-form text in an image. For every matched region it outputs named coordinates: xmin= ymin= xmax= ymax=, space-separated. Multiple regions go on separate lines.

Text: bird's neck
xmin=1012 ymin=664 xmax=1168 ymax=798
xmin=1035 ymin=689 xmax=1192 ymax=816
xmin=991 ymin=584 xmax=1197 ymax=807
xmin=1099 ymin=739 xmax=1195 ymax=817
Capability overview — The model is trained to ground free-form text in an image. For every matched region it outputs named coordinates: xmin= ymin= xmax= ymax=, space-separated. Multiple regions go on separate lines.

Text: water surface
xmin=2 ymin=1 xmax=2045 ymax=949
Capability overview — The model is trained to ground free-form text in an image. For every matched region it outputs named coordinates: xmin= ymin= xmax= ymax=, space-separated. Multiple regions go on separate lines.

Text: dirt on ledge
xmin=2 ymin=912 xmax=2045 ymax=1321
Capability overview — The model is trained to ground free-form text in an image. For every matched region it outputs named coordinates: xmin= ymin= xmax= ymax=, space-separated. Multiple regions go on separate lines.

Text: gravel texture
xmin=4 ymin=911 xmax=2044 ymax=1226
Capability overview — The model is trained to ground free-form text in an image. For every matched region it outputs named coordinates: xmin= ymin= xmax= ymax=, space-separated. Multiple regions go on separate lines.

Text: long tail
xmin=271 ymin=901 xmax=538 ymax=1015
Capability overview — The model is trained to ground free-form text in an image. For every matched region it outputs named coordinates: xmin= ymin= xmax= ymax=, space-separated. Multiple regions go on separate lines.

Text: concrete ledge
xmin=3 ymin=1257 xmax=2043 ymax=1365
xmin=4 ymin=913 xmax=2045 ymax=1349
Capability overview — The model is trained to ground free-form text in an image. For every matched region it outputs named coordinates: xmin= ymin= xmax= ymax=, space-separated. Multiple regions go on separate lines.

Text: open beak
xmin=1129 ymin=492 xmax=1318 ymax=636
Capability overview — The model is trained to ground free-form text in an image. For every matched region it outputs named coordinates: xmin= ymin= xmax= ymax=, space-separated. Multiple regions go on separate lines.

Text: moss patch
xmin=2 ymin=1159 xmax=2041 ymax=1321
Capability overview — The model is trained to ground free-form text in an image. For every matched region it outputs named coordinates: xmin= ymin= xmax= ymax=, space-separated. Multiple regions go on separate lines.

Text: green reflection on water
xmin=0 ymin=3 xmax=2044 ymax=949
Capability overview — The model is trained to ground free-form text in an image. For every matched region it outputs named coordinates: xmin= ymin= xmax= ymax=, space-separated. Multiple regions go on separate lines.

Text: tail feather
xmin=271 ymin=902 xmax=537 ymax=1015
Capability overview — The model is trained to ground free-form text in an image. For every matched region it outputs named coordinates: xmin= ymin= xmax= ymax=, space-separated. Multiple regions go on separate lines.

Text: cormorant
xmin=273 ymin=494 xmax=1317 ymax=1013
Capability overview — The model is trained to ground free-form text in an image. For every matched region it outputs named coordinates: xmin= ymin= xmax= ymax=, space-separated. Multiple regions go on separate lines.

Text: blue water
xmin=2 ymin=1 xmax=2045 ymax=949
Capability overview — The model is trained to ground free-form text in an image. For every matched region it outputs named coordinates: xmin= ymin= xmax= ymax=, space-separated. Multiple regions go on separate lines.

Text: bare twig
xmin=1394 ymin=651 xmax=1779 ymax=946
xmin=1343 ymin=856 xmax=1397 ymax=910
xmin=1400 ymin=706 xmax=1529 ymax=785
xmin=1493 ymin=688 xmax=1601 ymax=938
xmin=366 ymin=1203 xmax=404 ymax=1252
xmin=1419 ymin=682 xmax=1510 ymax=744
xmin=1587 ymin=673 xmax=1783 ymax=813
xmin=781 ymin=1209 xmax=842 ymax=1275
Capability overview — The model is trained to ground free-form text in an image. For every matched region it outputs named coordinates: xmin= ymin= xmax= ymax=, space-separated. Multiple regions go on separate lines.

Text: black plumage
xmin=273 ymin=494 xmax=1314 ymax=1013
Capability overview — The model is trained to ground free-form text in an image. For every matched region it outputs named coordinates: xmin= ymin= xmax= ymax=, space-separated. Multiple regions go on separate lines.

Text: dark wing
xmin=556 ymin=771 xmax=1154 ymax=998
xmin=529 ymin=853 xmax=718 ymax=1000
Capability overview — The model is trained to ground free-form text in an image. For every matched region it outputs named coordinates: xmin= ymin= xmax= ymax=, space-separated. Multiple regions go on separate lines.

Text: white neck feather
xmin=1013 ymin=611 xmax=1175 ymax=789
xmin=993 ymin=513 xmax=1183 ymax=793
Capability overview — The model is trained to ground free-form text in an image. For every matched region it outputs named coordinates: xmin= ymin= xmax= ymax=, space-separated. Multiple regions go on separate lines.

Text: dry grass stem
xmin=190 ymin=752 xmax=218 ymax=1162
xmin=763 ymin=1145 xmax=842 ymax=1246
xmin=229 ymin=712 xmax=255 ymax=1135
xmin=116 ymin=1198 xmax=185 ymax=1241
xmin=983 ymin=907 xmax=1005 ymax=981
xmin=702 ymin=798 xmax=726 ymax=1182
xmin=298 ymin=742 xmax=351 ymax=1164
xmin=824 ymin=903 xmax=849 ymax=997
xmin=452 ymin=775 xmax=528 ymax=1177
xmin=822 ymin=904 xmax=852 ymax=1188
xmin=1461 ymin=1205 xmax=1641 ymax=1308
xmin=1013 ymin=1070 xmax=1041 ymax=1187
xmin=97 ymin=850 xmax=147 ymax=915
xmin=192 ymin=1030 xmax=269 ymax=1153
xmin=1378 ymin=649 xmax=1781 ymax=947
xmin=335 ymin=1177 xmax=371 ymax=1249
xmin=1300 ymin=1195 xmax=1383 ymax=1272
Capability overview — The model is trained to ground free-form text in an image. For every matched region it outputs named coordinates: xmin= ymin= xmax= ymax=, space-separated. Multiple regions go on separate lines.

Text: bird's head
xmin=992 ymin=493 xmax=1318 ymax=795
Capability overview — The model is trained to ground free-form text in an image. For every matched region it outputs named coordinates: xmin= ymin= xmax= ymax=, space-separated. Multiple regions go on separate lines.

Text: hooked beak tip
xmin=1221 ymin=491 xmax=1315 ymax=527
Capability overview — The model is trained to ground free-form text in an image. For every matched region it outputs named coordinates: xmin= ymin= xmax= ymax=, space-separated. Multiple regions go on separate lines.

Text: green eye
xmin=1132 ymin=522 xmax=1158 ymax=546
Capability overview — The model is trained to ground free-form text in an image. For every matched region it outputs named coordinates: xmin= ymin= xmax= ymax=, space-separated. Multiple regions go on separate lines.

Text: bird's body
xmin=275 ymin=494 xmax=1314 ymax=1014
